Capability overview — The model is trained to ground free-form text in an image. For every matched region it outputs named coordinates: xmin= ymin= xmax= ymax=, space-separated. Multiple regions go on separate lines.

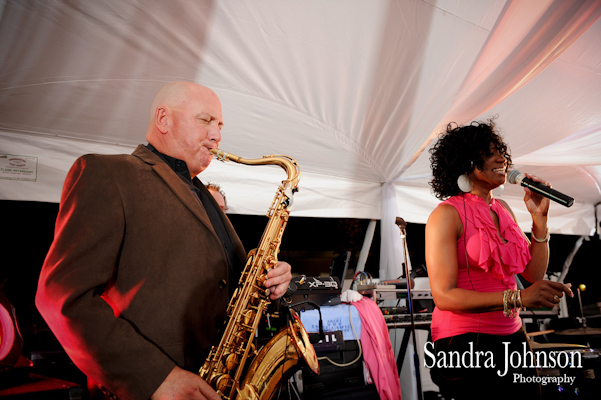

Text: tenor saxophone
xmin=199 ymin=149 xmax=319 ymax=400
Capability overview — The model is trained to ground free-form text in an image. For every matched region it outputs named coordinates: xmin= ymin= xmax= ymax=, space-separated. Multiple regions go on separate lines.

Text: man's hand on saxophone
xmin=265 ymin=261 xmax=293 ymax=300
xmin=151 ymin=366 xmax=221 ymax=400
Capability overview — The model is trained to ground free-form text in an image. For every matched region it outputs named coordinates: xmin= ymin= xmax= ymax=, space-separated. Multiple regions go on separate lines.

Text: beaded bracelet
xmin=531 ymin=227 xmax=550 ymax=243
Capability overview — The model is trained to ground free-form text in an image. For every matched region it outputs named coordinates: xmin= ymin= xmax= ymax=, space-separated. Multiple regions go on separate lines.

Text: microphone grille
xmin=508 ymin=170 xmax=522 ymax=184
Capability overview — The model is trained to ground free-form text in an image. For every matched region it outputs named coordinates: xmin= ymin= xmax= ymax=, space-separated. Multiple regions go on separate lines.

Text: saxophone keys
xmin=215 ymin=374 xmax=233 ymax=395
xmin=225 ymin=352 xmax=239 ymax=371
xmin=249 ymin=291 xmax=261 ymax=306
xmin=255 ymin=275 xmax=272 ymax=299
xmin=242 ymin=310 xmax=255 ymax=325
xmin=265 ymin=256 xmax=277 ymax=268
xmin=248 ymin=342 xmax=256 ymax=356
xmin=233 ymin=328 xmax=247 ymax=345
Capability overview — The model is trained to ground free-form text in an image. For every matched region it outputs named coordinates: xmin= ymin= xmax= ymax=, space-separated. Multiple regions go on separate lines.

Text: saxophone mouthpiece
xmin=210 ymin=148 xmax=227 ymax=161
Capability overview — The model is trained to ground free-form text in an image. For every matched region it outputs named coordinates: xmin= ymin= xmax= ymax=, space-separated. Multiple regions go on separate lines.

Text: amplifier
xmin=383 ymin=312 xmax=433 ymax=326
xmin=298 ymin=339 xmax=379 ymax=400
xmin=380 ymin=306 xmax=433 ymax=326
xmin=359 ymin=288 xmax=433 ymax=301
xmin=311 ymin=331 xmax=345 ymax=353
xmin=381 ymin=306 xmax=408 ymax=315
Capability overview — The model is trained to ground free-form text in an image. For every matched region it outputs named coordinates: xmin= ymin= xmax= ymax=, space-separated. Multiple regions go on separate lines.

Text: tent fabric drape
xmin=380 ymin=0 xmax=601 ymax=274
xmin=1 ymin=0 xmax=601 ymax=277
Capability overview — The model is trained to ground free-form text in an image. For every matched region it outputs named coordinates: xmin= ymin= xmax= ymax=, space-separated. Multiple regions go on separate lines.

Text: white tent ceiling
xmin=2 ymin=1 xmax=601 ymax=263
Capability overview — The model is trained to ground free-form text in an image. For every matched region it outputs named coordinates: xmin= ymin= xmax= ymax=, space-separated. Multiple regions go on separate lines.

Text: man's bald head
xmin=147 ymin=81 xmax=217 ymax=126
xmin=146 ymin=81 xmax=223 ymax=176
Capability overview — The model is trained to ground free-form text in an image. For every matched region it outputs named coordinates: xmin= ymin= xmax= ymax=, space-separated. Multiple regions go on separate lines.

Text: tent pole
xmin=355 ymin=219 xmax=377 ymax=273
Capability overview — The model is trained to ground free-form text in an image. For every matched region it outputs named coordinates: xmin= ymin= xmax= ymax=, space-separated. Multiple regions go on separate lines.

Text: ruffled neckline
xmin=459 ymin=193 xmax=531 ymax=286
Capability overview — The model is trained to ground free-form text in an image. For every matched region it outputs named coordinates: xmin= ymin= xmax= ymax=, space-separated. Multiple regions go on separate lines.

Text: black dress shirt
xmin=146 ymin=144 xmax=242 ymax=296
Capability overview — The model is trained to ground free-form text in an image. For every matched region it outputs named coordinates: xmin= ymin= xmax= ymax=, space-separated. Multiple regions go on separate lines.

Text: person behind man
xmin=35 ymin=81 xmax=292 ymax=400
xmin=207 ymin=182 xmax=228 ymax=212
xmin=425 ymin=119 xmax=573 ymax=399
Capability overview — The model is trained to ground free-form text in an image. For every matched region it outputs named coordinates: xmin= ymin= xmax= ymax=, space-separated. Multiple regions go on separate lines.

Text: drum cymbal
xmin=555 ymin=327 xmax=601 ymax=336
xmin=526 ymin=329 xmax=555 ymax=337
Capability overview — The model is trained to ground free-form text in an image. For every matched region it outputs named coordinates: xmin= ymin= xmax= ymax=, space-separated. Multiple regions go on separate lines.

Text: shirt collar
xmin=146 ymin=143 xmax=192 ymax=181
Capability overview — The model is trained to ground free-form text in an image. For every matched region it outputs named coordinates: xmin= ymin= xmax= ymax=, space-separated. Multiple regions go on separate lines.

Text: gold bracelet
xmin=503 ymin=289 xmax=516 ymax=318
xmin=531 ymin=227 xmax=550 ymax=243
xmin=517 ymin=290 xmax=524 ymax=311
xmin=511 ymin=290 xmax=517 ymax=310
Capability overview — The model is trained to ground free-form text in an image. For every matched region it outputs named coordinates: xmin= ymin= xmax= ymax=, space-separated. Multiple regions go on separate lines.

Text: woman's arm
xmin=521 ymin=175 xmax=551 ymax=283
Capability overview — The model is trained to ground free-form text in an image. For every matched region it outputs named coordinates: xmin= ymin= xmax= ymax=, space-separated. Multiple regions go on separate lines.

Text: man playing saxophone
xmin=36 ymin=81 xmax=293 ymax=400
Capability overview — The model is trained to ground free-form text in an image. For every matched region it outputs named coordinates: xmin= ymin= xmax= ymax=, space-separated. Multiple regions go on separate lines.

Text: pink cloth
xmin=352 ymin=297 xmax=402 ymax=400
xmin=431 ymin=193 xmax=531 ymax=341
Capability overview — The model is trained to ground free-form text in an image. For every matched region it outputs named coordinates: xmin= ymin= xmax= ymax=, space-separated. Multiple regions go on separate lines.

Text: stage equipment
xmin=554 ymin=288 xmax=601 ymax=337
xmin=287 ymin=276 xmax=343 ymax=308
xmin=0 ymin=293 xmax=22 ymax=367
xmin=534 ymin=345 xmax=600 ymax=399
xmin=396 ymin=217 xmax=423 ymax=400
xmin=555 ymin=327 xmax=601 ymax=336
xmin=297 ymin=337 xmax=379 ymax=400
xmin=286 ymin=251 xmax=350 ymax=309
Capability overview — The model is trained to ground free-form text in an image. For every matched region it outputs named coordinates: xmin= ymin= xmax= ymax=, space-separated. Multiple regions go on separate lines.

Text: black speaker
xmin=298 ymin=339 xmax=379 ymax=399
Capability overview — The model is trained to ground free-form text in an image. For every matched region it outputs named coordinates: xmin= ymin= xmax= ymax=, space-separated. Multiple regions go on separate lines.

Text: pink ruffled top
xmin=431 ymin=193 xmax=532 ymax=341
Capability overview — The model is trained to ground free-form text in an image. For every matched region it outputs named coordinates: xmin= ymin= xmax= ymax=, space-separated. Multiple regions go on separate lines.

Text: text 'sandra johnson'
xmin=423 ymin=341 xmax=582 ymax=380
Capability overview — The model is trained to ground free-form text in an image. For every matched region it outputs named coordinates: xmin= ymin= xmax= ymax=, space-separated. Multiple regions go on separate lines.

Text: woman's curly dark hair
xmin=429 ymin=118 xmax=512 ymax=200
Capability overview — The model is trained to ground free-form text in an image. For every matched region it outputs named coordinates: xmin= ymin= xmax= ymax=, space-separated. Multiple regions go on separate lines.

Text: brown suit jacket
xmin=36 ymin=145 xmax=247 ymax=400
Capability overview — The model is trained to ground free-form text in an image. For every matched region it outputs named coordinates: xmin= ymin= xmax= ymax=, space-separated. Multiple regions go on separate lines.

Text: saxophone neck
xmin=210 ymin=148 xmax=300 ymax=190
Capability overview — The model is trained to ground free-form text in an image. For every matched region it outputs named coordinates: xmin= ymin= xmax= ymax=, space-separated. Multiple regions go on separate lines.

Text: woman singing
xmin=425 ymin=119 xmax=573 ymax=399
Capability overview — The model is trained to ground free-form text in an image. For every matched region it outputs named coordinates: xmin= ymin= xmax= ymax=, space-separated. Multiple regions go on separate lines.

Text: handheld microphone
xmin=508 ymin=170 xmax=574 ymax=208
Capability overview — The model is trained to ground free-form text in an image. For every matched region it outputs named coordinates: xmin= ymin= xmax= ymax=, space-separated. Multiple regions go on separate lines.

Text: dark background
xmin=2 ymin=199 xmax=600 ymax=385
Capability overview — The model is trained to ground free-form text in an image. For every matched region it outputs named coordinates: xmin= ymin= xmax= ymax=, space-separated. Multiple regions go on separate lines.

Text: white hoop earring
xmin=457 ymin=174 xmax=473 ymax=192
xmin=492 ymin=184 xmax=504 ymax=196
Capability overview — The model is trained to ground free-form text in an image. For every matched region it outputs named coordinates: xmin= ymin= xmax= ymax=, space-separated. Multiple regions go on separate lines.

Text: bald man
xmin=36 ymin=82 xmax=292 ymax=400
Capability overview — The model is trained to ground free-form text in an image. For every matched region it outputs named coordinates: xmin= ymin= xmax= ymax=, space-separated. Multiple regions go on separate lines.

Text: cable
xmin=463 ymin=193 xmax=481 ymax=347
xmin=352 ymin=271 xmax=373 ymax=290
xmin=288 ymin=373 xmax=302 ymax=400
xmin=317 ymin=304 xmax=363 ymax=368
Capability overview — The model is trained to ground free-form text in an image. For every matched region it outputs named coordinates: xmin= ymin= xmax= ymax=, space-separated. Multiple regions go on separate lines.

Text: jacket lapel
xmin=196 ymin=181 xmax=248 ymax=262
xmin=132 ymin=145 xmax=217 ymax=237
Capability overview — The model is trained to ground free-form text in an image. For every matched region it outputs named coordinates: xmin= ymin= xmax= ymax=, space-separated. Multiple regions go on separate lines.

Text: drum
xmin=0 ymin=293 xmax=23 ymax=367
xmin=533 ymin=344 xmax=600 ymax=399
